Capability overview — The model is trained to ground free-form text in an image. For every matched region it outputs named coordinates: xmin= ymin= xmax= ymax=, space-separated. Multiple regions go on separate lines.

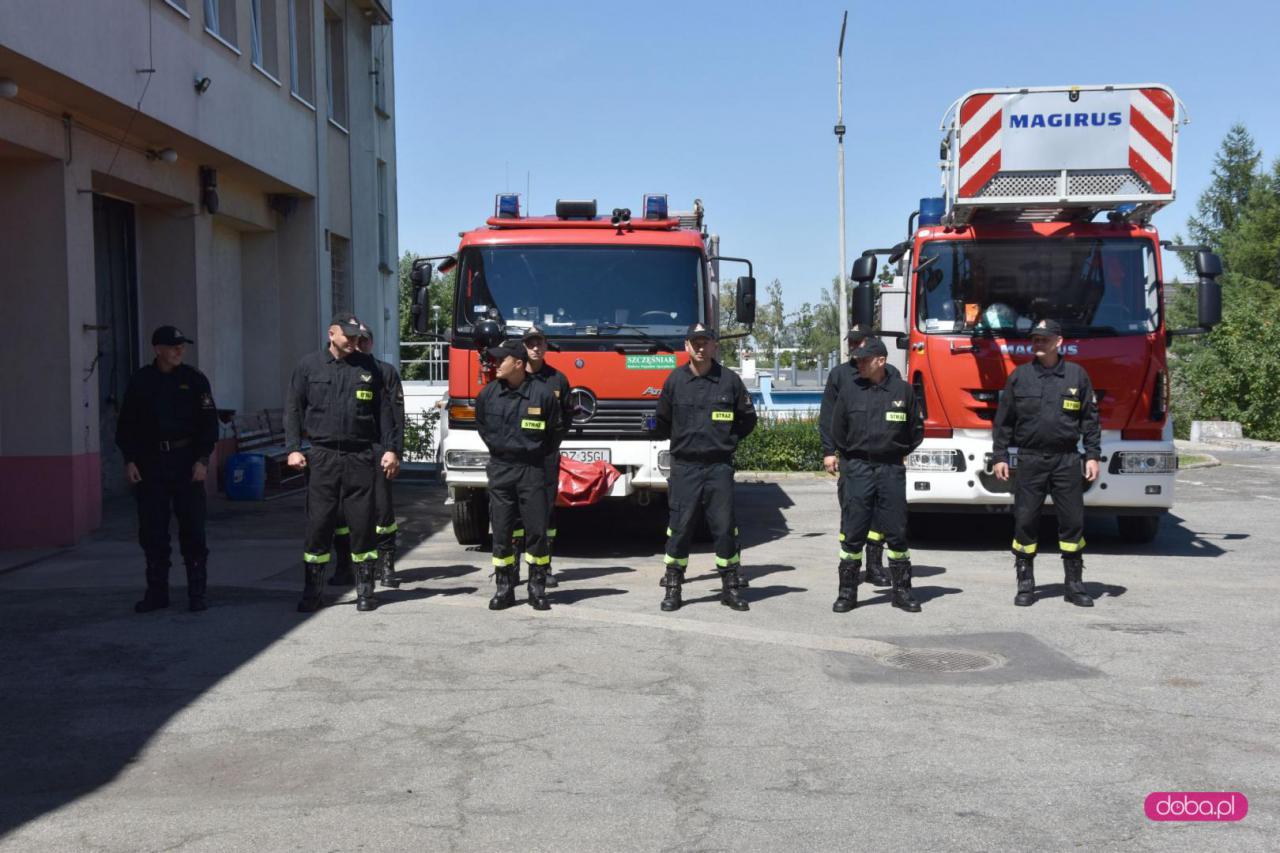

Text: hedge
xmin=734 ymin=415 xmax=823 ymax=471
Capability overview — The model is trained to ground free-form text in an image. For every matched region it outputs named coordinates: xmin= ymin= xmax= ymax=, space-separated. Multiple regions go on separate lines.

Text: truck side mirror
xmin=850 ymin=254 xmax=878 ymax=283
xmin=411 ymin=285 xmax=430 ymax=335
xmin=409 ymin=261 xmax=433 ymax=286
xmin=1197 ymin=251 xmax=1222 ymax=329
xmin=852 ymin=282 xmax=875 ymax=328
xmin=1195 ymin=251 xmax=1222 ymax=279
xmin=735 ymin=276 xmax=757 ymax=326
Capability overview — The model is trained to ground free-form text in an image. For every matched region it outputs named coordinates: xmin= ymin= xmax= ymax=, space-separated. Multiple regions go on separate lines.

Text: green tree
xmin=397 ymin=251 xmax=455 ymax=380
xmin=753 ymin=279 xmax=786 ymax=365
xmin=1220 ymin=158 xmax=1280 ymax=287
xmin=1180 ymin=123 xmax=1263 ymax=272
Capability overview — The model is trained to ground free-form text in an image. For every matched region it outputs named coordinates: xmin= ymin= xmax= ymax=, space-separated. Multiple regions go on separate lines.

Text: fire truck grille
xmin=567 ymin=400 xmax=656 ymax=437
xmin=975 ymin=172 xmax=1058 ymax=197
xmin=1068 ymin=170 xmax=1151 ymax=195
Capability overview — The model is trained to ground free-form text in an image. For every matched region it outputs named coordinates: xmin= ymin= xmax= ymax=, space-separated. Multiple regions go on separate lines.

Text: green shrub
xmin=734 ymin=415 xmax=823 ymax=471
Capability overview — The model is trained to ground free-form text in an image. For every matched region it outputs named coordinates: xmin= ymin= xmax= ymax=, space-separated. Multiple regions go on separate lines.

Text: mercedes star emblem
xmin=567 ymin=387 xmax=597 ymax=424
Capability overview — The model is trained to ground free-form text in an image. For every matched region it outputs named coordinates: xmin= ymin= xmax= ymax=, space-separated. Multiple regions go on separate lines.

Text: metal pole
xmin=836 ymin=11 xmax=849 ymax=363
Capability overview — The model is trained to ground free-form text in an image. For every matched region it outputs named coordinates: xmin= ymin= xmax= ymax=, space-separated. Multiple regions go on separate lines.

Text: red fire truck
xmin=850 ymin=83 xmax=1223 ymax=543
xmin=411 ymin=196 xmax=756 ymax=544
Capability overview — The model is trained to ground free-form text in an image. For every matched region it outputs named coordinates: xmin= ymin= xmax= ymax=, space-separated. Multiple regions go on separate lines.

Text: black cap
xmin=521 ymin=325 xmax=547 ymax=341
xmin=846 ymin=324 xmax=871 ymax=343
xmin=852 ymin=337 xmax=888 ymax=358
xmin=330 ymin=312 xmax=363 ymax=336
xmin=486 ymin=341 xmax=526 ymax=363
xmin=1029 ymin=319 xmax=1063 ymax=338
xmin=685 ymin=322 xmax=716 ymax=341
xmin=357 ymin=323 xmax=373 ymax=341
xmin=152 ymin=325 xmax=194 ymax=346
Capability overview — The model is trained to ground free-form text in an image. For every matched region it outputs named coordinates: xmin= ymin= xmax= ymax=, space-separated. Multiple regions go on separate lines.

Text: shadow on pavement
xmin=547 ymin=586 xmax=628 ymax=605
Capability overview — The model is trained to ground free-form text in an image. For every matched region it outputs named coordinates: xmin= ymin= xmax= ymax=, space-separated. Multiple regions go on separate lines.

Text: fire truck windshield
xmin=914 ymin=238 xmax=1160 ymax=337
xmin=454 ymin=245 xmax=703 ymax=338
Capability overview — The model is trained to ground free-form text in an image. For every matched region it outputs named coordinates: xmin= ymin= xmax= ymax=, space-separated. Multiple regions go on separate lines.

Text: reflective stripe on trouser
xmin=664 ymin=460 xmax=739 ymax=570
xmin=838 ymin=457 xmax=910 ymax=559
xmin=372 ymin=449 xmax=397 ymax=553
xmin=303 ymin=446 xmax=377 ymax=569
xmin=1011 ymin=450 xmax=1085 ymax=557
xmin=487 ymin=459 xmax=551 ymax=567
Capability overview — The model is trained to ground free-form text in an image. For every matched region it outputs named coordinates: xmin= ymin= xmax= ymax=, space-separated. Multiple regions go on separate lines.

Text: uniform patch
xmin=200 ymin=392 xmax=215 ymax=409
xmin=1068 ymin=387 xmax=1078 ymax=395
xmin=893 ymin=400 xmax=903 ymax=407
xmin=179 ymin=384 xmax=190 ymax=390
xmin=711 ymin=411 xmax=734 ymax=422
xmin=554 ymin=390 xmax=560 ymax=398
xmin=521 ymin=418 xmax=545 ymax=430
xmin=1062 ymin=399 xmax=1081 ymax=411
xmin=527 ymin=407 xmax=542 ymax=415
xmin=356 ymin=389 xmax=374 ymax=401
xmin=361 ymin=374 xmax=372 ymax=382
xmin=885 ymin=412 xmax=907 ymax=421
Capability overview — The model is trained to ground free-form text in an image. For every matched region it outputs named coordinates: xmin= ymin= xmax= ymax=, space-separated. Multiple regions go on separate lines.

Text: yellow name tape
xmin=355 ymin=389 xmax=373 ymax=401
xmin=1062 ymin=399 xmax=1081 ymax=411
xmin=885 ymin=412 xmax=907 ymax=421
xmin=711 ymin=411 xmax=734 ymax=422
xmin=521 ymin=418 xmax=545 ymax=430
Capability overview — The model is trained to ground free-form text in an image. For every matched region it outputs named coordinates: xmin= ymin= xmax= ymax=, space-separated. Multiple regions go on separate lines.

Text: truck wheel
xmin=452 ymin=492 xmax=489 ymax=545
xmin=1117 ymin=514 xmax=1160 ymax=544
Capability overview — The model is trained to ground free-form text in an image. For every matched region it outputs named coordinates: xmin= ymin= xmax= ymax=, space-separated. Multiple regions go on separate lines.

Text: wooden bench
xmin=231 ymin=408 xmax=305 ymax=493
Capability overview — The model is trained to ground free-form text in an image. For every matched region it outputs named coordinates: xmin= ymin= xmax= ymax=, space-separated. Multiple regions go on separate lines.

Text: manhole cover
xmin=875 ymin=648 xmax=1004 ymax=673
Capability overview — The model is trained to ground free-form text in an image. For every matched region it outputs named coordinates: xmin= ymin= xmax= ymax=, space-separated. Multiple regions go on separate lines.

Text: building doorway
xmin=93 ymin=194 xmax=139 ymax=497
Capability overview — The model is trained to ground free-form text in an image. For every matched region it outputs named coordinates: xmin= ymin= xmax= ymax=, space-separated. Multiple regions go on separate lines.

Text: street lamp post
xmin=835 ymin=11 xmax=849 ymax=363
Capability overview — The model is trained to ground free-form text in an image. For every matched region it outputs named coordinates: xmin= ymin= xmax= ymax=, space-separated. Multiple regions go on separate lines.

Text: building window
xmin=330 ymin=234 xmax=350 ymax=314
xmin=372 ymin=24 xmax=389 ymax=116
xmin=251 ymin=0 xmax=279 ymax=78
xmin=203 ymin=0 xmax=238 ymax=49
xmin=164 ymin=0 xmax=190 ymax=16
xmin=288 ymin=0 xmax=315 ymax=104
xmin=324 ymin=10 xmax=348 ymax=129
xmin=377 ymin=160 xmax=390 ymax=269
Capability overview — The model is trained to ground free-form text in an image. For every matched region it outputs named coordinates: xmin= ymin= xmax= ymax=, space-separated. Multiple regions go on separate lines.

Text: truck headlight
xmin=1109 ymin=451 xmax=1175 ymax=474
xmin=907 ymin=449 xmax=965 ymax=472
xmin=657 ymin=450 xmax=671 ymax=474
xmin=444 ymin=450 xmax=490 ymax=470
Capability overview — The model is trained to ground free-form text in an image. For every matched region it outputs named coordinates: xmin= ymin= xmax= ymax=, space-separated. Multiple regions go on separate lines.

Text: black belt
xmin=842 ymin=450 xmax=902 ymax=464
xmin=314 ymin=440 xmax=372 ymax=452
xmin=158 ymin=438 xmax=193 ymax=452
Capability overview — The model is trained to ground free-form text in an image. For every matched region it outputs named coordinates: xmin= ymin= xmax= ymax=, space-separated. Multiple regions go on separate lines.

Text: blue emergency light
xmin=918 ymin=197 xmax=945 ymax=227
xmin=643 ymin=193 xmax=668 ymax=220
xmin=495 ymin=193 xmax=521 ymax=218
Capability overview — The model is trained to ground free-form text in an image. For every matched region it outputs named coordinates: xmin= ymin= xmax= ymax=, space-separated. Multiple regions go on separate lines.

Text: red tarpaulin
xmin=556 ymin=455 xmax=621 ymax=508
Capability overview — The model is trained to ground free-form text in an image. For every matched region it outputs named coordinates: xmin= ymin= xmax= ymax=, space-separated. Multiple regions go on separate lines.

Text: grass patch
xmin=1178 ymin=454 xmax=1213 ymax=468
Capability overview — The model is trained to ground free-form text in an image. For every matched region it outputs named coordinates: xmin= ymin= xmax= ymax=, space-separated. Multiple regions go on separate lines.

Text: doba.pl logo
xmin=1145 ymin=792 xmax=1247 ymax=822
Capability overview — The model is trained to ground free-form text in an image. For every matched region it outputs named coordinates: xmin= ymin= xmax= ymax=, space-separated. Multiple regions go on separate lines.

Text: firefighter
xmin=652 ymin=323 xmax=757 ymax=612
xmin=475 ymin=340 xmax=565 ymax=611
xmin=285 ymin=313 xmax=396 ymax=613
xmin=519 ymin=326 xmax=571 ymax=588
xmin=992 ymin=319 xmax=1101 ymax=607
xmin=819 ymin=324 xmax=899 ymax=587
xmin=330 ymin=325 xmax=405 ymax=590
xmin=116 ymin=325 xmax=219 ymax=613
xmin=829 ymin=337 xmax=925 ymax=613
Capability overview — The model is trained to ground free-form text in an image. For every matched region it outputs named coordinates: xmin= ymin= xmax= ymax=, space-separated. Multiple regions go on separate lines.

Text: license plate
xmin=562 ymin=448 xmax=610 ymax=464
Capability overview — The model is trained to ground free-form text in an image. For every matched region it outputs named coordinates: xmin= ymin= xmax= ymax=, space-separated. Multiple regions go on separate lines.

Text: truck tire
xmin=452 ymin=492 xmax=489 ymax=545
xmin=1117 ymin=514 xmax=1160 ymax=544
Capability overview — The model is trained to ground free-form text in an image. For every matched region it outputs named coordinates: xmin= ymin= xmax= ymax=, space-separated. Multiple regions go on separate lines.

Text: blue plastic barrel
xmin=225 ymin=453 xmax=266 ymax=501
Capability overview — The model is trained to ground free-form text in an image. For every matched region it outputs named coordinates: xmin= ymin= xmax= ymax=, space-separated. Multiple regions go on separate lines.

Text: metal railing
xmin=400 ymin=340 xmax=449 ymax=383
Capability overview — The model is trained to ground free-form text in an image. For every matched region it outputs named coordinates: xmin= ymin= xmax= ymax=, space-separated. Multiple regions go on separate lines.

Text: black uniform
xmin=116 ymin=362 xmax=219 ymax=610
xmin=512 ymin=362 xmax=571 ymax=571
xmin=285 ymin=346 xmax=393 ymax=610
xmin=652 ymin=360 xmax=757 ymax=610
xmin=476 ymin=372 xmax=564 ymax=609
xmin=992 ymin=358 xmax=1101 ymax=560
xmin=830 ymin=365 xmax=924 ymax=611
xmin=820 ymin=359 xmax=902 ymax=582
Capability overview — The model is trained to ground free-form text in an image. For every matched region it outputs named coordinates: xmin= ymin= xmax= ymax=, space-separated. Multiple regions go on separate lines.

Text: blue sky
xmin=393 ymin=0 xmax=1280 ymax=306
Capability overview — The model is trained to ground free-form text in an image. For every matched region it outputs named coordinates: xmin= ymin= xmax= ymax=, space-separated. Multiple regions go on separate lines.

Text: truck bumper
xmin=442 ymin=429 xmax=671 ymax=499
xmin=905 ymin=430 xmax=1175 ymax=515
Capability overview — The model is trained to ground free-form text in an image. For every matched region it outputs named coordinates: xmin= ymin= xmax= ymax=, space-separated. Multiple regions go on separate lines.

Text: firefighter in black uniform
xmin=830 ymin=337 xmax=925 ymax=613
xmin=819 ymin=324 xmax=898 ymax=587
xmin=652 ymin=323 xmax=757 ymax=613
xmin=475 ymin=340 xmax=565 ymax=611
xmin=116 ymin=325 xmax=219 ymax=613
xmin=518 ymin=326 xmax=571 ymax=588
xmin=992 ymin=319 xmax=1101 ymax=607
xmin=285 ymin=313 xmax=396 ymax=613
xmin=330 ymin=325 xmax=405 ymax=589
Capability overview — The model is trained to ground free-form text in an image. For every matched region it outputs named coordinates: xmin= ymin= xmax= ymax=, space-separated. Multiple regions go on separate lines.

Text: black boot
xmin=528 ymin=564 xmax=551 ymax=611
xmin=489 ymin=566 xmax=516 ymax=611
xmin=328 ymin=540 xmax=354 ymax=586
xmin=134 ymin=561 xmax=171 ymax=613
xmin=660 ymin=568 xmax=683 ymax=612
xmin=865 ymin=542 xmax=891 ymax=586
xmin=1063 ymin=557 xmax=1094 ymax=607
xmin=543 ymin=562 xmax=559 ymax=588
xmin=720 ymin=569 xmax=749 ymax=611
xmin=355 ymin=562 xmax=378 ymax=612
xmin=1014 ymin=555 xmax=1036 ymax=607
xmin=890 ymin=560 xmax=921 ymax=613
xmin=377 ymin=551 xmax=400 ymax=589
xmin=186 ymin=558 xmax=208 ymax=612
xmin=832 ymin=563 xmax=858 ymax=613
xmin=297 ymin=564 xmax=325 ymax=613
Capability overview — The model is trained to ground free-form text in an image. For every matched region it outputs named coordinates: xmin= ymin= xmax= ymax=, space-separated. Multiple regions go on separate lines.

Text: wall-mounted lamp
xmin=193 ymin=75 xmax=212 ymax=95
xmin=146 ymin=147 xmax=178 ymax=163
xmin=0 ymin=78 xmax=18 ymax=99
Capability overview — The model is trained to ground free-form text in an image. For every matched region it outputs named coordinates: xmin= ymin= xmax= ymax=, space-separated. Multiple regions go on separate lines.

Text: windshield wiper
xmin=597 ymin=323 xmax=676 ymax=353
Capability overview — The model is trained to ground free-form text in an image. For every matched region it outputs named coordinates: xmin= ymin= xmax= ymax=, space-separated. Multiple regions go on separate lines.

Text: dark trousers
xmin=334 ymin=451 xmax=397 ymax=557
xmin=838 ymin=468 xmax=889 ymax=551
xmin=304 ymin=446 xmax=377 ymax=567
xmin=838 ymin=458 xmax=909 ymax=563
xmin=543 ymin=452 xmax=560 ymax=547
xmin=488 ymin=461 xmax=550 ymax=571
xmin=135 ymin=450 xmax=207 ymax=572
xmin=664 ymin=460 xmax=739 ymax=570
xmin=1012 ymin=451 xmax=1085 ymax=558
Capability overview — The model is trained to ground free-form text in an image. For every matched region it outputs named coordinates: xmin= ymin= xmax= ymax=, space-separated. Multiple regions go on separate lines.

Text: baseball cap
xmin=1029 ymin=319 xmax=1063 ymax=338
xmin=852 ymin=337 xmax=888 ymax=358
xmin=846 ymin=324 xmax=871 ymax=343
xmin=685 ymin=322 xmax=717 ymax=341
xmin=152 ymin=325 xmax=194 ymax=346
xmin=486 ymin=341 xmax=527 ymax=363
xmin=521 ymin=325 xmax=547 ymax=341
xmin=330 ymin=312 xmax=363 ymax=336
xmin=357 ymin=323 xmax=373 ymax=341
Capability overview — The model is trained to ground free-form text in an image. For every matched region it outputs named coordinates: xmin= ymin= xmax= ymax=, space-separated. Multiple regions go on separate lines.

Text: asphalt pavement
xmin=1 ymin=451 xmax=1276 ymax=852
